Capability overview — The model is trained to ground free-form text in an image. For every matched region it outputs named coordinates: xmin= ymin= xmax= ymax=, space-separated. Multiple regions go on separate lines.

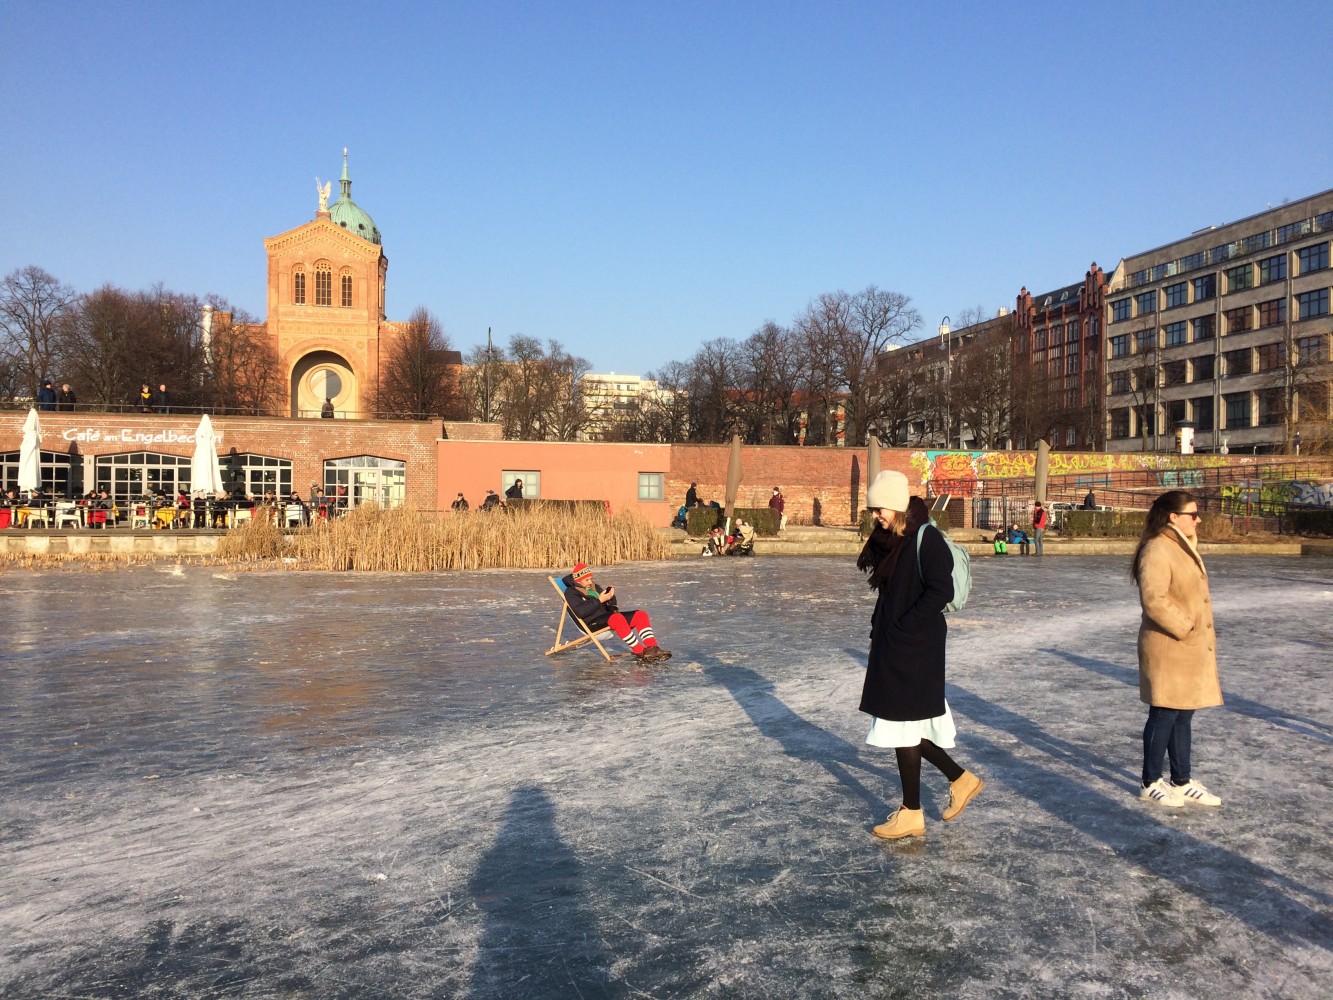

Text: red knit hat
xmin=572 ymin=562 xmax=593 ymax=582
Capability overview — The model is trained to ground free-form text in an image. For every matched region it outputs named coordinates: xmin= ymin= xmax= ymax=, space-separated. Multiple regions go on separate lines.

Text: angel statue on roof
xmin=316 ymin=178 xmax=332 ymax=212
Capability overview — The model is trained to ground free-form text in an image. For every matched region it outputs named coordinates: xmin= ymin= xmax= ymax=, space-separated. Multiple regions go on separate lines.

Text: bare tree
xmin=60 ymin=284 xmax=207 ymax=410
xmin=539 ymin=341 xmax=591 ymax=441
xmin=1009 ymin=348 xmax=1065 ymax=449
xmin=60 ymin=285 xmax=146 ymax=408
xmin=734 ymin=321 xmax=804 ymax=444
xmin=621 ymin=361 xmax=692 ymax=442
xmin=204 ymin=299 xmax=282 ymax=415
xmin=951 ymin=334 xmax=1013 ymax=449
xmin=376 ymin=307 xmax=461 ymax=419
xmin=795 ymin=285 xmax=921 ymax=444
xmin=0 ymin=266 xmax=79 ymax=401
xmin=683 ymin=337 xmax=741 ymax=443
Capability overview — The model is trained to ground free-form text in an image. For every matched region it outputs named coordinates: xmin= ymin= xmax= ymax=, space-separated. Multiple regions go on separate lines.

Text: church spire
xmin=339 ymin=146 xmax=352 ymax=200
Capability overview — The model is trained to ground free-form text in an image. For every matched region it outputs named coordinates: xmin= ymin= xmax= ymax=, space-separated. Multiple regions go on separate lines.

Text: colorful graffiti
xmin=1291 ymin=481 xmax=1333 ymax=507
xmin=909 ymin=449 xmax=1303 ymax=496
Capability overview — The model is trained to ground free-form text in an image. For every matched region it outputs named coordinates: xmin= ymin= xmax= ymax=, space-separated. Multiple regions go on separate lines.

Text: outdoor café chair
xmin=130 ymin=504 xmax=152 ymax=530
xmin=55 ymin=502 xmax=81 ymax=529
xmin=545 ymin=575 xmax=615 ymax=662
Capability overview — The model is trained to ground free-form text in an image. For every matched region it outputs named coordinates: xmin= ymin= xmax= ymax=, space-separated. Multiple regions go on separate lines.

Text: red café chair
xmin=0 ymin=508 xmax=11 ymax=530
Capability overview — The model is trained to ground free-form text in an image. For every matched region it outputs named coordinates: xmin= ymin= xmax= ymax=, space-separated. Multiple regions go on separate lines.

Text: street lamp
xmin=483 ymin=326 xmax=494 ymax=423
xmin=938 ymin=316 xmax=951 ymax=450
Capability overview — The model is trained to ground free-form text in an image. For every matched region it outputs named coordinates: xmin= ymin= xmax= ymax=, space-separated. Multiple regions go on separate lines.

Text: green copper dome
xmin=328 ymin=149 xmax=381 ymax=245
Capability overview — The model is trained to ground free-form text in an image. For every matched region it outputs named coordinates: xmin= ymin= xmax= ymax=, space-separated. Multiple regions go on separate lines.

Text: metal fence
xmin=939 ymin=458 xmax=1333 ymax=535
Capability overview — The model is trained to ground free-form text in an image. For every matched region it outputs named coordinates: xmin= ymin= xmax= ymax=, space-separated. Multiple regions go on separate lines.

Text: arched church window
xmin=315 ymin=263 xmax=332 ymax=307
xmin=292 ymin=266 xmax=306 ymax=305
xmin=340 ymin=269 xmax=353 ymax=308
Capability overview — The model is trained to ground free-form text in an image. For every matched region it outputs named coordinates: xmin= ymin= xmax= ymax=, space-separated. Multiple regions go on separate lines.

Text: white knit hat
xmin=866 ymin=471 xmax=909 ymax=513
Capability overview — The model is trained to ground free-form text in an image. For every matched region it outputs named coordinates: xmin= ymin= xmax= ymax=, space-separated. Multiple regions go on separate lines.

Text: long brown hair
xmin=1131 ymin=489 xmax=1196 ymax=584
xmin=858 ymin=496 xmax=930 ymax=589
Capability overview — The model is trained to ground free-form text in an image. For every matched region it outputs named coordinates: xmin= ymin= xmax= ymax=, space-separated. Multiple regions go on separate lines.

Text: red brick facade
xmin=667 ymin=444 xmax=914 ymax=526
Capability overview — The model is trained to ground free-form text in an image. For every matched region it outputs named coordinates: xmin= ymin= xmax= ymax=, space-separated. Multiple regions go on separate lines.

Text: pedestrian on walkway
xmin=856 ymin=470 xmax=984 ymax=840
xmin=1032 ymin=500 xmax=1049 ymax=556
xmin=1132 ymin=490 xmax=1224 ymax=808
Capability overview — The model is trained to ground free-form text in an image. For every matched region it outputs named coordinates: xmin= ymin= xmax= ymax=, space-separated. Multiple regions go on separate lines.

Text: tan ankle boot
xmin=942 ymin=770 xmax=984 ymax=822
xmin=872 ymin=806 xmax=925 ymax=840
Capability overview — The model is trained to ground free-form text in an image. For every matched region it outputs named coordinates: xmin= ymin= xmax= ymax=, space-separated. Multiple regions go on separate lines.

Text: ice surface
xmin=1 ymin=556 xmax=1330 ymax=998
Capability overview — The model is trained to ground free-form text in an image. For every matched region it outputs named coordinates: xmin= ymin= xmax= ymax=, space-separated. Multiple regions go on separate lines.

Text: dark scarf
xmin=857 ymin=496 xmax=931 ymax=589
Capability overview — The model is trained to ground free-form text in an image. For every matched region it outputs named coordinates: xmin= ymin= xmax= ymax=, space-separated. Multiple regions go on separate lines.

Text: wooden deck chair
xmin=545 ymin=575 xmax=616 ymax=661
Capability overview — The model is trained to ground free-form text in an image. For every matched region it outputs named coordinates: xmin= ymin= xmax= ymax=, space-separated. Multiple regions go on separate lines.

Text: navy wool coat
xmin=859 ymin=524 xmax=955 ymax=722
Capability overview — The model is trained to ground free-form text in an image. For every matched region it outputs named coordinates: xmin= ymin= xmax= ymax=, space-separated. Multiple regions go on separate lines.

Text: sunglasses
xmin=1175 ymin=511 xmax=1202 ymax=520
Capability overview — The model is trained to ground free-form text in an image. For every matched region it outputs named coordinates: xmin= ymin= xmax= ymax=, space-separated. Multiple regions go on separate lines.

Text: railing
xmin=956 ymin=459 xmax=1333 ymax=533
xmin=1117 ymin=207 xmax=1333 ymax=291
xmin=0 ymin=401 xmax=457 ymax=421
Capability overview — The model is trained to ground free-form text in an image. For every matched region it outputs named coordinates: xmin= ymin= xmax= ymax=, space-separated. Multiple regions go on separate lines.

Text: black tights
xmin=894 ymin=740 xmax=965 ymax=810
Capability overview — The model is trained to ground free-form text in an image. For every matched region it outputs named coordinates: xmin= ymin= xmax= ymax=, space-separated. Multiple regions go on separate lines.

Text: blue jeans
xmin=1142 ymin=707 xmax=1194 ymax=786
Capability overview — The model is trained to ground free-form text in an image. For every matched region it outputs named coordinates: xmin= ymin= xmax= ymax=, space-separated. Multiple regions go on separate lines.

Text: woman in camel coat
xmin=1131 ymin=490 xmax=1223 ymax=808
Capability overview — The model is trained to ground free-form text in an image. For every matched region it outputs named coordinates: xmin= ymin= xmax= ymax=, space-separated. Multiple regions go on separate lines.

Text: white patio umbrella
xmin=17 ymin=408 xmax=42 ymax=493
xmin=190 ymin=414 xmax=225 ymax=496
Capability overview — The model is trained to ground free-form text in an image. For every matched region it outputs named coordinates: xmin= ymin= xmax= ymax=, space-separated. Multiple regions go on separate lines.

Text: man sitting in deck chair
xmin=561 ymin=562 xmax=672 ymax=662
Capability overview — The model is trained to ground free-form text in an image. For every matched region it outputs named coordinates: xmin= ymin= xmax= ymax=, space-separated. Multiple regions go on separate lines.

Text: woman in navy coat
xmin=857 ymin=471 xmax=984 ymax=839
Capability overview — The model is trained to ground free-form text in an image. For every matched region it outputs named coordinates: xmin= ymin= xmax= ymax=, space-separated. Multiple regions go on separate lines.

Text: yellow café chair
xmin=545 ymin=575 xmax=615 ymax=662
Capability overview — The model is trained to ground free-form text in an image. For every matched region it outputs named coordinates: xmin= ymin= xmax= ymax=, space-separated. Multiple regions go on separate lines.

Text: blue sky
xmin=5 ymin=2 xmax=1331 ymax=375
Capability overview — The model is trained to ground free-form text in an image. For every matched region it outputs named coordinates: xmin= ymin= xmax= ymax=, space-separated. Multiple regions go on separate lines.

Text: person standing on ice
xmin=1132 ymin=490 xmax=1223 ymax=808
xmin=857 ymin=471 xmax=983 ymax=840
xmin=562 ymin=562 xmax=671 ymax=662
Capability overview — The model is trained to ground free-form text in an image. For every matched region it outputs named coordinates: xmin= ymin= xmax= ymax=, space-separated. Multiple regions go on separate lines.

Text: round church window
xmin=310 ymin=368 xmax=343 ymax=401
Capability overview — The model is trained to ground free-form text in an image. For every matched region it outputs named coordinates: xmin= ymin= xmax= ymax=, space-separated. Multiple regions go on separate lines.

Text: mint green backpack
xmin=915 ymin=521 xmax=972 ymax=613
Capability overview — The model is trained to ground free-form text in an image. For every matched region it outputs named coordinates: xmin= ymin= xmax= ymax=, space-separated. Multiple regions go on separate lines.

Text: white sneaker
xmin=1174 ymin=779 xmax=1222 ymax=807
xmin=1140 ymin=778 xmax=1185 ymax=807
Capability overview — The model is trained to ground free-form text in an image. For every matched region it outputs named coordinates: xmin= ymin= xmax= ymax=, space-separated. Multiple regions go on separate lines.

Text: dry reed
xmin=214 ymin=508 xmax=289 ymax=562
xmin=1 ymin=504 xmax=672 ymax=572
xmin=263 ymin=503 xmax=670 ymax=571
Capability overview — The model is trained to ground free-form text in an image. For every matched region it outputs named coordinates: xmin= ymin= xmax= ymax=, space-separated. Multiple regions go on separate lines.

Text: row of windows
xmin=0 ymin=451 xmax=408 ymax=507
xmin=1032 ymin=317 xmax=1100 ymax=349
xmin=1124 ymin=213 xmax=1333 ymax=288
xmin=1109 ymin=384 xmax=1330 ymax=438
xmin=1111 ymin=242 xmax=1331 ymax=321
xmin=1108 ymin=290 xmax=1331 ymax=355
xmin=1109 ymin=336 xmax=1329 ymax=392
xmin=292 ymin=265 xmax=355 ymax=308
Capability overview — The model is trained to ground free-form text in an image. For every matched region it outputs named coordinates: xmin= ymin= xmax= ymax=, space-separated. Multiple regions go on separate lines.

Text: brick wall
xmin=0 ymin=412 xmax=447 ymax=509
xmin=668 ymin=444 xmax=915 ymax=525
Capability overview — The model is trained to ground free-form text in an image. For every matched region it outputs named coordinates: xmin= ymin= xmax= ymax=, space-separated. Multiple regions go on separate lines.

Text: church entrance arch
xmin=292 ymin=351 xmax=356 ymax=419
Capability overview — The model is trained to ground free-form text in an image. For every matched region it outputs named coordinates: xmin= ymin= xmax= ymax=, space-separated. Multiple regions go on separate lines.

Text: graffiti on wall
xmin=1290 ymin=481 xmax=1333 ymax=507
xmin=908 ymin=449 xmax=1293 ymax=496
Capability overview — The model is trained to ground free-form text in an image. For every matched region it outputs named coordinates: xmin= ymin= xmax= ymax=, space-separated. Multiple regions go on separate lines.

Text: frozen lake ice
xmin=1 ymin=555 xmax=1330 ymax=998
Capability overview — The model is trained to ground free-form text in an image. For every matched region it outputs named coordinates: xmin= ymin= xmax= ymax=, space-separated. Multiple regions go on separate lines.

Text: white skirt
xmin=865 ymin=701 xmax=957 ymax=749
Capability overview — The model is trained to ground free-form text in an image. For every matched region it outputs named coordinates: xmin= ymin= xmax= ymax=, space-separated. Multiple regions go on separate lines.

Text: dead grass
xmin=1 ymin=504 xmax=672 ymax=573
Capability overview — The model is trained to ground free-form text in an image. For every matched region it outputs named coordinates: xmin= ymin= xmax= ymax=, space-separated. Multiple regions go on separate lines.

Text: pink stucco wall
xmin=437 ymin=440 xmax=675 ymax=525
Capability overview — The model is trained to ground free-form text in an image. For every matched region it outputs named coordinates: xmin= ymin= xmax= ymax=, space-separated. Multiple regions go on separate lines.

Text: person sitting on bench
xmin=1006 ymin=523 xmax=1031 ymax=556
xmin=561 ymin=562 xmax=671 ymax=662
xmin=991 ymin=529 xmax=1008 ymax=555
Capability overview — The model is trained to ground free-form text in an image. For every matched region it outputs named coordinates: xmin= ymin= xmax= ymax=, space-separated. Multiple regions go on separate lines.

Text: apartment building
xmin=876 ymin=312 xmax=1013 ymax=449
xmin=1012 ymin=264 xmax=1108 ymax=450
xmin=580 ymin=372 xmax=674 ymax=441
xmin=1104 ymin=191 xmax=1333 ymax=454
